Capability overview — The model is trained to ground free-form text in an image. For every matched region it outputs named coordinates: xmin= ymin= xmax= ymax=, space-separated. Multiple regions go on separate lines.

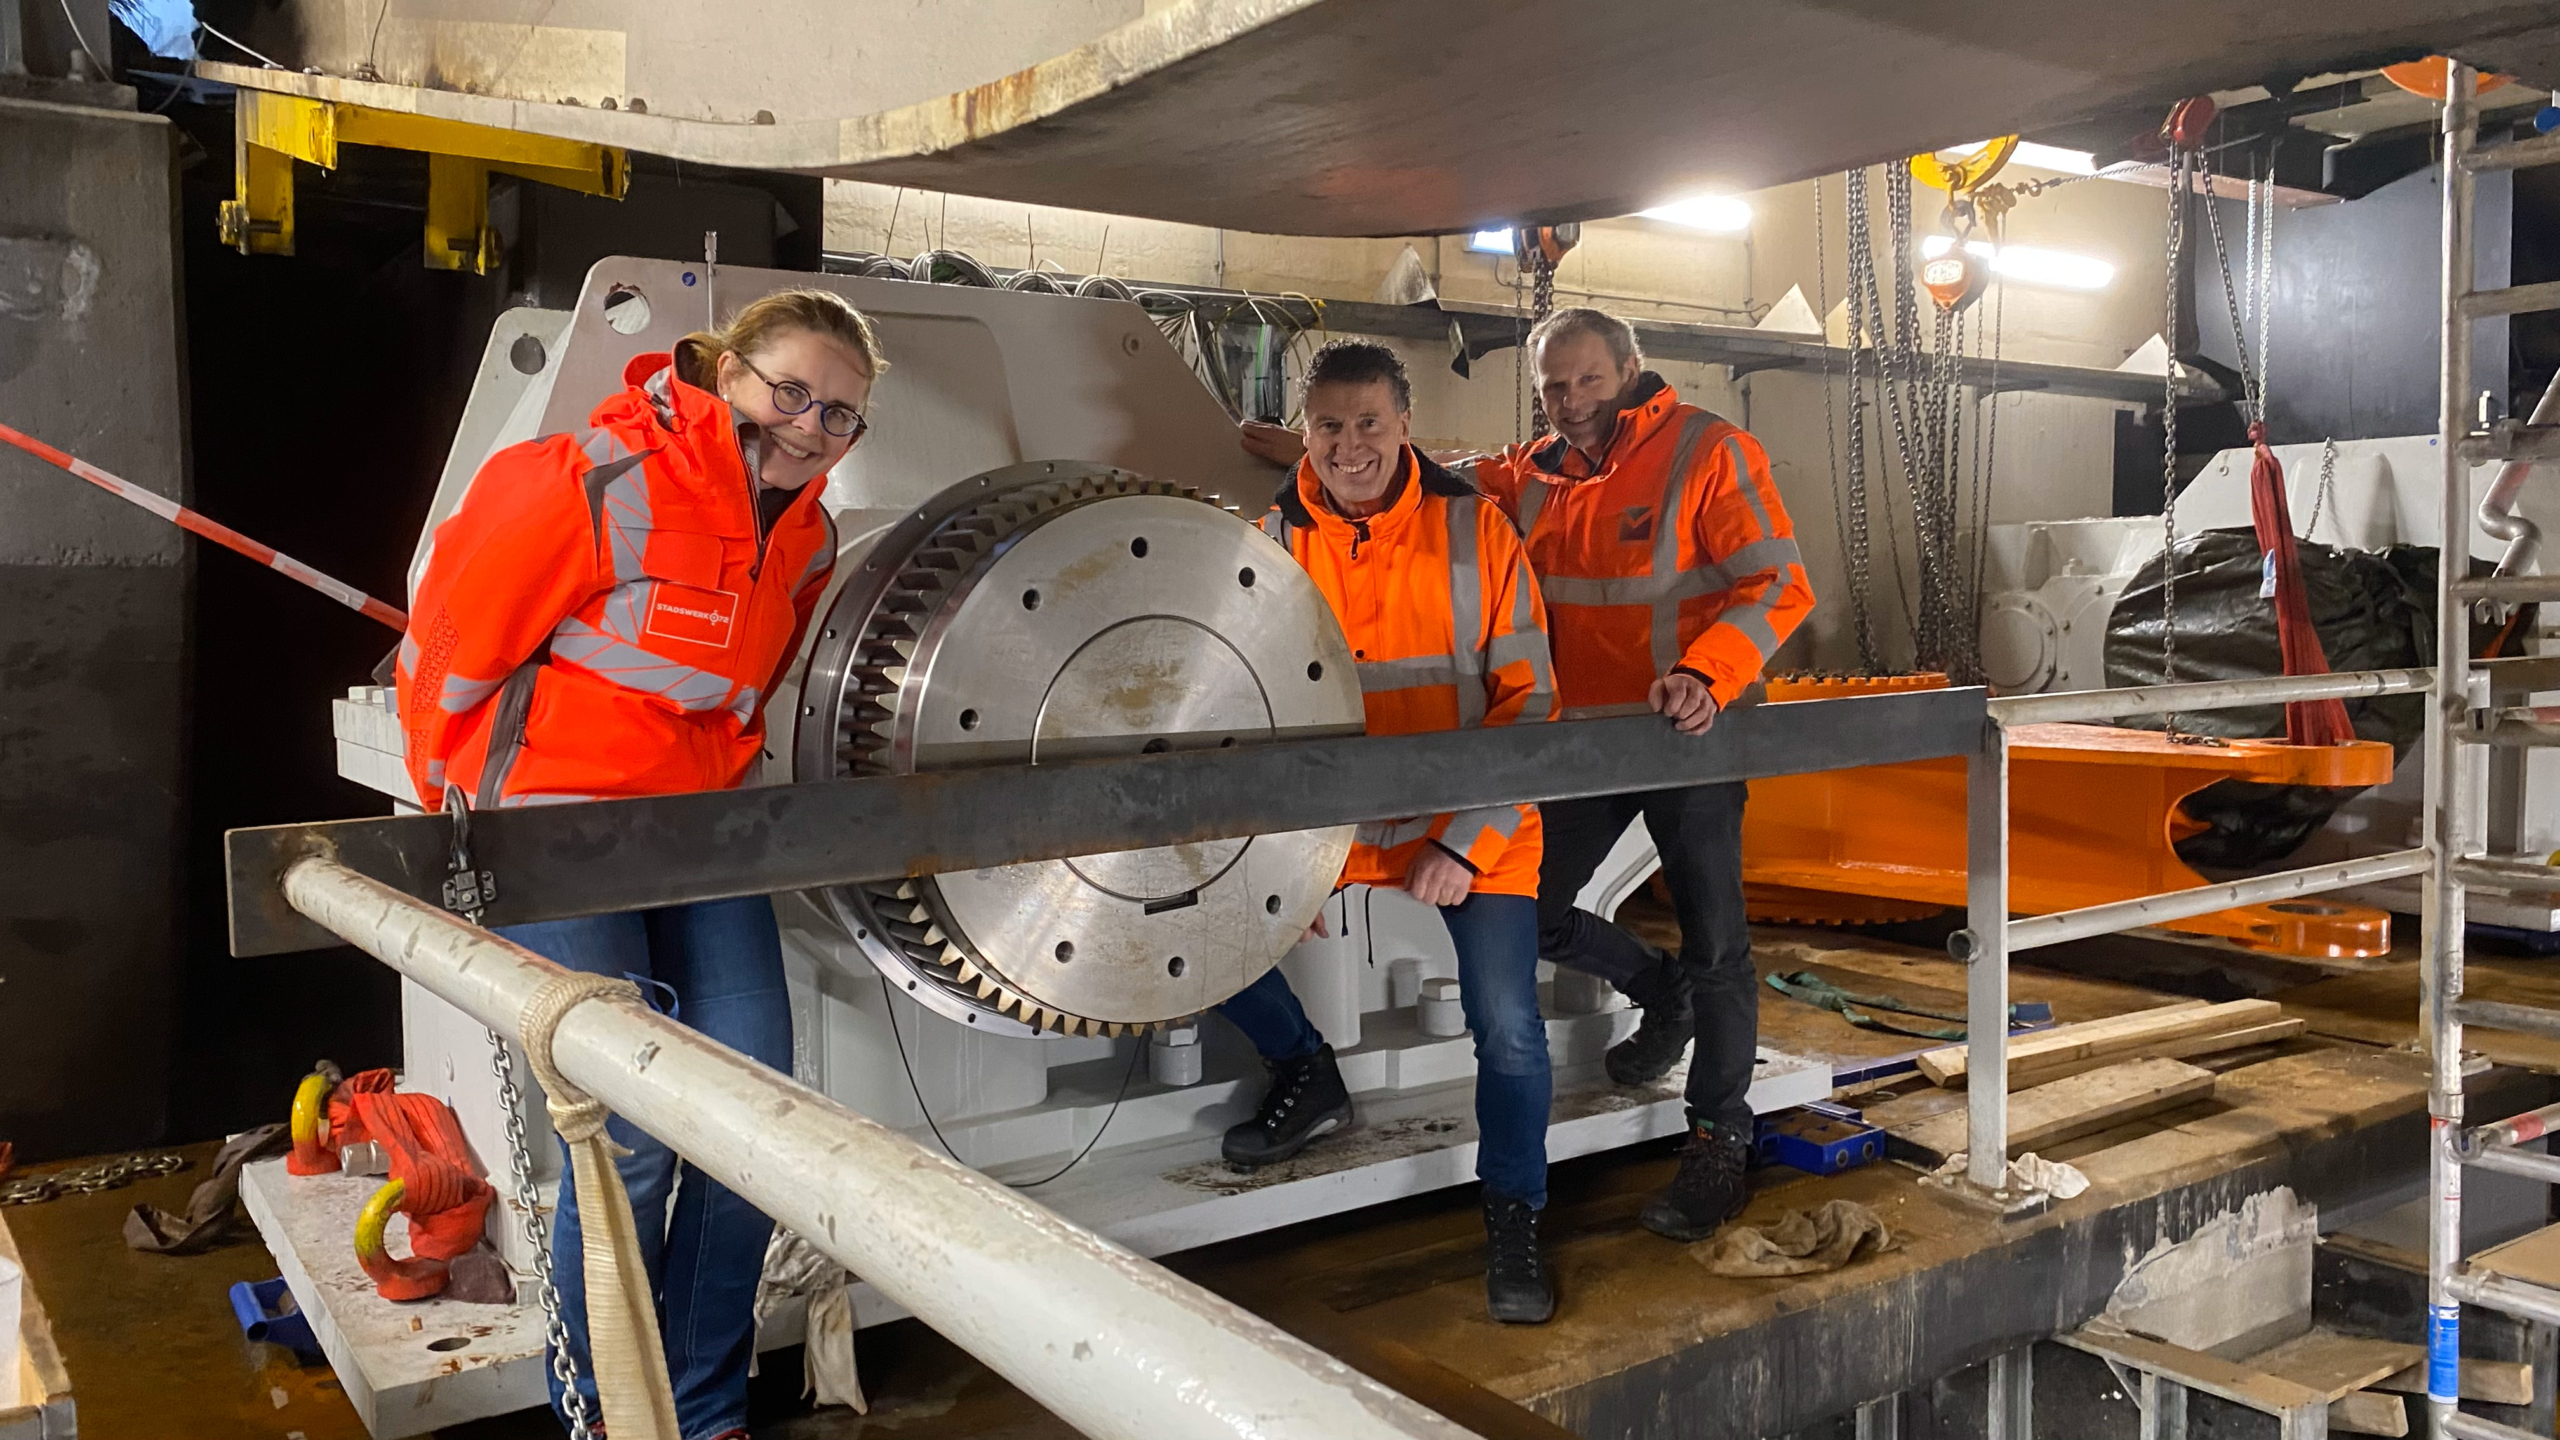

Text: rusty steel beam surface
xmin=226 ymin=687 xmax=1985 ymax=956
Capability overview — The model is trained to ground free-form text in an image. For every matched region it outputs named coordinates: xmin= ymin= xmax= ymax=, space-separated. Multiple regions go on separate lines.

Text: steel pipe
xmin=2477 ymin=368 xmax=2560 ymax=576
xmin=2446 ymin=1271 xmax=2560 ymax=1330
xmin=2002 ymin=849 xmax=2431 ymax=952
xmin=2451 ymin=856 xmax=2560 ymax=893
xmin=2465 ymin=131 xmax=2560 ymax=173
xmin=2445 ymin=1412 xmax=2548 ymax=1440
xmin=2464 ymin=1100 xmax=2560 ymax=1154
xmin=2451 ymin=998 xmax=2560 ymax=1042
xmin=278 ymin=857 xmax=1478 ymax=1440
xmin=1985 ymin=669 xmax=2432 ymax=727
xmin=2461 ymin=1145 xmax=2560 ymax=1186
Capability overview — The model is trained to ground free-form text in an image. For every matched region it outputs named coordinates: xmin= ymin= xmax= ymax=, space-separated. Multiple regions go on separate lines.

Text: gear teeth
xmin=974 ymin=976 xmax=1001 ymax=1000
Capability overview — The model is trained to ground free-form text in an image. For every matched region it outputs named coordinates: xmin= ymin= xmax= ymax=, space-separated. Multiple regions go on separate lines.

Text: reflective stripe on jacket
xmin=1477 ymin=373 xmax=1814 ymax=713
xmin=1262 ymin=448 xmax=1552 ymax=897
xmin=397 ymin=352 xmax=837 ymax=809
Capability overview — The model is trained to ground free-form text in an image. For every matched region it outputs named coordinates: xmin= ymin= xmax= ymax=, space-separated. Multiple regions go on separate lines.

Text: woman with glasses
xmin=397 ymin=287 xmax=884 ymax=1440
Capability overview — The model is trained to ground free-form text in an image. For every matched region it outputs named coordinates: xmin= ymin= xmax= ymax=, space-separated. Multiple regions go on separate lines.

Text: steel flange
xmin=795 ymin=461 xmax=1360 ymax=1037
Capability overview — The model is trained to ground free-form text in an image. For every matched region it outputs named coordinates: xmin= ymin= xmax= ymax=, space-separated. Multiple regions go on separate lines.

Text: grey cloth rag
xmin=1704 ymin=1198 xmax=1897 ymax=1277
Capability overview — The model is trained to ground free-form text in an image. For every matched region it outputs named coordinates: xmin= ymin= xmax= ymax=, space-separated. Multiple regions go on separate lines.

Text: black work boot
xmin=1222 ymin=1045 xmax=1351 ymax=1169
xmin=1482 ymin=1193 xmax=1556 ymax=1324
xmin=1640 ymin=1117 xmax=1754 ymax=1241
xmin=1605 ymin=953 xmax=1694 ymax=1086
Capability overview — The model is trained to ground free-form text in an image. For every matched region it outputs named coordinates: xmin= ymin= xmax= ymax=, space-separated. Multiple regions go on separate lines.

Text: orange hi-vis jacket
xmin=1476 ymin=374 xmax=1814 ymax=714
xmin=398 ymin=353 xmax=838 ymax=810
xmin=1262 ymin=449 xmax=1554 ymax=897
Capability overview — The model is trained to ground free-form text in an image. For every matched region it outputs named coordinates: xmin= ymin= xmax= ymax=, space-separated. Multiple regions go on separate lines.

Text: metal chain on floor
xmin=0 ymin=1151 xmax=187 ymax=1205
xmin=441 ymin=785 xmax=598 ymax=1440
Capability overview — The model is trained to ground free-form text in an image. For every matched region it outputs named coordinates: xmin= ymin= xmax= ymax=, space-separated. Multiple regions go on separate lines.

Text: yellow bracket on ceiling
xmin=217 ymin=90 xmax=629 ymax=273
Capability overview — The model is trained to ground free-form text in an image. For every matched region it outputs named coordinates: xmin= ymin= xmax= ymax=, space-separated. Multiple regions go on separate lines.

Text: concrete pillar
xmin=0 ymin=97 xmax=188 ymax=1157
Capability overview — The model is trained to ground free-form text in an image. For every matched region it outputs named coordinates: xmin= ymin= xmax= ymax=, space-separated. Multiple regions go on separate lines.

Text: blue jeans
xmin=1217 ymin=892 xmax=1551 ymax=1207
xmin=499 ymin=895 xmax=792 ymax=1440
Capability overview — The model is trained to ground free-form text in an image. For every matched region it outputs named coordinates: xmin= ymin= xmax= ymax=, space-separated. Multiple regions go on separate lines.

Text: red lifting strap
xmin=2246 ymin=424 xmax=2354 ymax=746
xmin=329 ymin=1069 xmax=496 ymax=1292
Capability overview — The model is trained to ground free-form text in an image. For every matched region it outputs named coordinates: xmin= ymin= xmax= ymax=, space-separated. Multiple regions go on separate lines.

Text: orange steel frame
xmin=1742 ymin=717 xmax=2398 ymax=958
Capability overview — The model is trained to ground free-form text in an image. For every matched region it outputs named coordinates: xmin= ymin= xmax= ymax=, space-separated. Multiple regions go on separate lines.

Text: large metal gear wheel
xmin=795 ymin=461 xmax=1361 ymax=1038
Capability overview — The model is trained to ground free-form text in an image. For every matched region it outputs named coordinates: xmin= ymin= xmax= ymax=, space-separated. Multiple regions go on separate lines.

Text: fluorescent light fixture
xmin=1919 ymin=234 xmax=2115 ymax=291
xmin=1938 ymin=140 xmax=2099 ymax=176
xmin=1466 ymin=228 xmax=1515 ymax=255
xmin=1636 ymin=194 xmax=1753 ymax=233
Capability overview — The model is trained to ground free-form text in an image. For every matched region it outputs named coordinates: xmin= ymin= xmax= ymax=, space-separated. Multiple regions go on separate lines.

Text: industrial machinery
xmin=261 ymin=259 xmax=1830 ymax=1434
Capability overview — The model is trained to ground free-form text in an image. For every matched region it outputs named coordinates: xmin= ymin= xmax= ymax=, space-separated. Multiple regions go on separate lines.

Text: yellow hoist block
xmin=217 ymin=90 xmax=629 ymax=273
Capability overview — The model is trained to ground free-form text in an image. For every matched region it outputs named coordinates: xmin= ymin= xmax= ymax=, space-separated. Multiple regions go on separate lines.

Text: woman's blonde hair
xmin=673 ymin=286 xmax=888 ymax=391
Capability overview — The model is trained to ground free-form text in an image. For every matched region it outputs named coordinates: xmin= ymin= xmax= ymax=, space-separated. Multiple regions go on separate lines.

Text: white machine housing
xmin=265 ymin=260 xmax=1829 ymax=1436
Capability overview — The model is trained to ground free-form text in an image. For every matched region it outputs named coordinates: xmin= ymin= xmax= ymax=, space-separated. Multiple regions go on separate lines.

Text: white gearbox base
xmin=247 ymin=927 xmax=1827 ymax=1436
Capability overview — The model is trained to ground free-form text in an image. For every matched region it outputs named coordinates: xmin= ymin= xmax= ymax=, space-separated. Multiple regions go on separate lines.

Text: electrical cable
xmin=56 ymin=0 xmax=109 ymax=77
xmin=199 ymin=20 xmax=284 ymax=68
xmin=879 ymin=976 xmax=1147 ymax=1190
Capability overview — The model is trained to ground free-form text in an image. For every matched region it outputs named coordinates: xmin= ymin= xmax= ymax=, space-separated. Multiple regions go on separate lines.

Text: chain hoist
xmin=2156 ymin=96 xmax=2217 ymax=742
xmin=1819 ymin=175 xmax=1882 ymax=672
xmin=441 ymin=785 xmax=598 ymax=1440
xmin=1514 ymin=225 xmax=1579 ymax=435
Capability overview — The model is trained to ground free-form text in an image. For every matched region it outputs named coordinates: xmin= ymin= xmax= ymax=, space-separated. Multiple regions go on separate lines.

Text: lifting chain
xmin=2159 ymin=140 xmax=2194 ymax=741
xmin=1819 ymin=175 xmax=1883 ymax=672
xmin=441 ymin=785 xmax=597 ymax=1440
xmin=1526 ymin=245 xmax=1558 ymax=435
xmin=0 ymin=1151 xmax=187 ymax=1205
xmin=2304 ymin=438 xmax=2339 ymax=541
xmin=1846 ymin=166 xmax=1920 ymax=653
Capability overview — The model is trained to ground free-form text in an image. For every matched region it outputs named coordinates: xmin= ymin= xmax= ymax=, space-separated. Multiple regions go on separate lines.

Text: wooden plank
xmin=2470 ymin=1222 xmax=2560 ymax=1289
xmin=2006 ymin=1019 xmax=2308 ymax=1089
xmin=1917 ymin=999 xmax=2272 ymax=1087
xmin=2250 ymin=1329 xmax=2424 ymax=1401
xmin=2328 ymin=1389 xmax=2408 ymax=1436
xmin=2373 ymin=1359 xmax=2534 ymax=1407
xmin=1895 ymin=1058 xmax=2216 ymax=1162
xmin=2061 ymin=1322 xmax=2330 ymax=1416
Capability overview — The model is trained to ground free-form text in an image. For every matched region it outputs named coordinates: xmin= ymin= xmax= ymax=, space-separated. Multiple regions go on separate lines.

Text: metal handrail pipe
xmin=278 ymin=857 xmax=1479 ymax=1440
xmin=2446 ymin=1270 xmax=2560 ymax=1329
xmin=2002 ymin=849 xmax=2432 ymax=952
xmin=2451 ymin=998 xmax=2560 ymax=1042
xmin=2465 ymin=131 xmax=2560 ymax=172
xmin=2451 ymin=856 xmax=2560 ymax=893
xmin=2454 ymin=574 xmax=2560 ymax=604
xmin=2463 ymin=1100 xmax=2560 ymax=1155
xmin=1985 ymin=669 xmax=2433 ymax=727
xmin=2460 ymin=1144 xmax=2560 ymax=1186
xmin=2446 ymin=1410 xmax=2550 ymax=1440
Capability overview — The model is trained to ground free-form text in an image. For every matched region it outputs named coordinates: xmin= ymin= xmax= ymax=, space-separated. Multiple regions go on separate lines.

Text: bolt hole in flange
xmin=602 ymin=282 xmax=651 ymax=335
xmin=1141 ymin=737 xmax=1170 ymax=754
xmin=1022 ymin=589 xmax=1042 ymax=611
xmin=1307 ymin=661 xmax=1324 ymax=681
xmin=1239 ymin=567 xmax=1256 ymax=588
xmin=1130 ymin=537 xmax=1149 ymax=558
xmin=426 ymin=1336 xmax=470 ymax=1352
xmin=1167 ymin=956 xmax=1186 ymax=977
xmin=958 ymin=709 xmax=980 ymax=731
xmin=1055 ymin=941 xmax=1076 ymax=963
xmin=1265 ymin=895 xmax=1283 ymax=914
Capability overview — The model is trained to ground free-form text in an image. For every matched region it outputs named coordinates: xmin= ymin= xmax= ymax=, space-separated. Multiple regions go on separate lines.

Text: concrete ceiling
xmin=205 ymin=0 xmax=2560 ymax=237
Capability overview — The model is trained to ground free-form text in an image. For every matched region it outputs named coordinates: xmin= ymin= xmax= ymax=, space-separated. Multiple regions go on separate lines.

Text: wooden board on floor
xmin=2008 ymin=1019 xmax=2308 ymax=1089
xmin=1893 ymin=1058 xmax=2217 ymax=1162
xmin=1916 ymin=1000 xmax=2277 ymax=1087
xmin=2329 ymin=1389 xmax=2408 ymax=1436
xmin=2281 ymin=958 xmax=2560 ymax=1072
xmin=2470 ymin=1222 xmax=2560 ymax=1288
xmin=2250 ymin=1329 xmax=2424 ymax=1401
xmin=2374 ymin=1359 xmax=2535 ymax=1407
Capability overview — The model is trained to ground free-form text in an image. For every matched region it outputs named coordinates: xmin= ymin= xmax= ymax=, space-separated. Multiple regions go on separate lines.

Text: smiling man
xmin=1478 ymin=307 xmax=1816 ymax=1243
xmin=1215 ymin=340 xmax=1562 ymax=1323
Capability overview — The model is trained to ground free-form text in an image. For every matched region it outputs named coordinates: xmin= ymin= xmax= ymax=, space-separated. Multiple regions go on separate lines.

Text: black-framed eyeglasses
xmin=735 ymin=354 xmax=869 ymax=441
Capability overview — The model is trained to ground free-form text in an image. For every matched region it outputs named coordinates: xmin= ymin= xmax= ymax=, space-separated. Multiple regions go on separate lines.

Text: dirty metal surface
xmin=203 ymin=0 xmax=2560 ymax=235
xmin=226 ymin=685 xmax=1987 ymax=956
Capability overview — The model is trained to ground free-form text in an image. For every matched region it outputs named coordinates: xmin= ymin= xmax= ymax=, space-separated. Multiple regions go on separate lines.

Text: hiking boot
xmin=1482 ymin=1193 xmax=1555 ymax=1324
xmin=1640 ymin=1118 xmax=1753 ymax=1242
xmin=1605 ymin=954 xmax=1693 ymax=1085
xmin=1222 ymin=1045 xmax=1351 ymax=1168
